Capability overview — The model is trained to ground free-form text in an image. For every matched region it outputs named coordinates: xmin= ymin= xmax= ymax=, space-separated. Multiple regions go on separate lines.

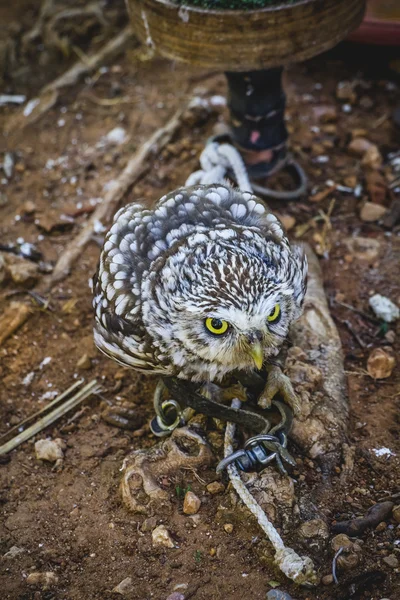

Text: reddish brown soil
xmin=0 ymin=6 xmax=400 ymax=600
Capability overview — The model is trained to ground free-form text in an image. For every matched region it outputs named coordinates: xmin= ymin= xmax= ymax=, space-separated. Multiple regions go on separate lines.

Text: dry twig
xmin=5 ymin=26 xmax=133 ymax=136
xmin=0 ymin=379 xmax=100 ymax=456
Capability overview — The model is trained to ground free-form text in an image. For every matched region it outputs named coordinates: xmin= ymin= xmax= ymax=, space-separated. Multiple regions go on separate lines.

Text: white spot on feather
xmin=217 ymin=229 xmax=236 ymax=240
xmin=253 ymin=203 xmax=266 ymax=215
xmin=115 ymin=296 xmax=130 ymax=316
xmin=112 ymin=253 xmax=125 ymax=265
xmin=206 ymin=191 xmax=222 ymax=204
xmin=230 ymin=203 xmax=246 ymax=219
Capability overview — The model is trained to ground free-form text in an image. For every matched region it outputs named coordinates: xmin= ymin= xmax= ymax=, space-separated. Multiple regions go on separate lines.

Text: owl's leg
xmin=220 ymin=381 xmax=248 ymax=404
xmin=258 ymin=364 xmax=301 ymax=417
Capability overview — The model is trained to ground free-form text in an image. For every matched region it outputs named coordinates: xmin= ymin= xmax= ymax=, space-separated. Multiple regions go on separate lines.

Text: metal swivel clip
xmin=216 ymin=421 xmax=296 ymax=476
xmin=216 ymin=399 xmax=296 ymax=475
xmin=150 ymin=380 xmax=186 ymax=437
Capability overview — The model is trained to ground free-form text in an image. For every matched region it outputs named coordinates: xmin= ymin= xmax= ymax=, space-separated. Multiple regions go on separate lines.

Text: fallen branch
xmin=43 ymin=99 xmax=200 ymax=288
xmin=4 ymin=26 xmax=133 ymax=136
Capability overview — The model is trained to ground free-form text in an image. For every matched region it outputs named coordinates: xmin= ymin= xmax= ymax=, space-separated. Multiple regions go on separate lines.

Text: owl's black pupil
xmin=211 ymin=318 xmax=223 ymax=330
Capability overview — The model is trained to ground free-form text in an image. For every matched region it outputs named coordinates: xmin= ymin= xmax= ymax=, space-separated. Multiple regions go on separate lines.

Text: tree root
xmin=120 ymin=427 xmax=213 ymax=514
xmin=287 ymin=244 xmax=348 ymax=465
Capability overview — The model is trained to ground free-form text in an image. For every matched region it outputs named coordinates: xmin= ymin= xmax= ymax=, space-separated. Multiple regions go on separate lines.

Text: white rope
xmin=224 ymin=399 xmax=317 ymax=586
xmin=185 ymin=141 xmax=253 ymax=192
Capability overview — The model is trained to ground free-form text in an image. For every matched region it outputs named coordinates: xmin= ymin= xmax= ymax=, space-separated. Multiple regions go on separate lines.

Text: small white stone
xmin=152 ymin=525 xmax=175 ymax=548
xmin=183 ymin=491 xmax=201 ymax=515
xmin=39 ymin=356 xmax=52 ymax=369
xmin=106 ymin=126 xmax=127 ymax=145
xmin=3 ymin=546 xmax=24 ymax=559
xmin=94 ymin=219 xmax=106 ymax=233
xmin=369 ymin=294 xmax=399 ymax=323
xmin=22 ymin=371 xmax=35 ymax=386
xmin=35 ymin=438 xmax=66 ymax=463
xmin=373 ymin=447 xmax=396 ymax=457
xmin=112 ymin=577 xmax=133 ymax=595
xmin=23 ymin=98 xmax=40 ymax=117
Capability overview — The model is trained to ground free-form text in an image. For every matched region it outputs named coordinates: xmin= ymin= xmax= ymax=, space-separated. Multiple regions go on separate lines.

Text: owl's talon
xmin=258 ymin=365 xmax=300 ymax=417
xmin=221 ymin=382 xmax=248 ymax=404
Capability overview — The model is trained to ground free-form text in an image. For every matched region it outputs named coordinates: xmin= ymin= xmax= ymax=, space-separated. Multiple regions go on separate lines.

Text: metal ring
xmin=244 ymin=433 xmax=281 ymax=450
xmin=251 ymin=158 xmax=308 ymax=201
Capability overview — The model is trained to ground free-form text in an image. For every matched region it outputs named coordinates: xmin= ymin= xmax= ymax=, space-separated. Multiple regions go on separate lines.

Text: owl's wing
xmin=93 ymin=203 xmax=168 ymax=372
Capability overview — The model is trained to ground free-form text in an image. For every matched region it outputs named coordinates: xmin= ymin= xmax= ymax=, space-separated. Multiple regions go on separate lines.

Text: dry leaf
xmin=367 ymin=348 xmax=395 ymax=379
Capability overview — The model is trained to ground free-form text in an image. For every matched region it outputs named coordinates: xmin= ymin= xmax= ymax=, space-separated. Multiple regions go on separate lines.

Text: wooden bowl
xmin=126 ymin=0 xmax=366 ymax=71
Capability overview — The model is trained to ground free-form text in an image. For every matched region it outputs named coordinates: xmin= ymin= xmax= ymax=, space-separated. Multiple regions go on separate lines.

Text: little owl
xmin=93 ymin=184 xmax=307 ymax=413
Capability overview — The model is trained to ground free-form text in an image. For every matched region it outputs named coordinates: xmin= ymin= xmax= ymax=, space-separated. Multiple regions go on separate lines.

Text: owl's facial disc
xmin=203 ymin=316 xmax=263 ymax=370
xmin=199 ymin=302 xmax=284 ymax=372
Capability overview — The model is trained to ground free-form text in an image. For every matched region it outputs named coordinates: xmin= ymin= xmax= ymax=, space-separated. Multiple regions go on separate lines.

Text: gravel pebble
xmin=26 ymin=572 xmax=58 ymax=588
xmin=152 ymin=525 xmax=175 ymax=548
xmin=392 ymin=505 xmax=400 ymax=523
xmin=35 ymin=438 xmax=66 ymax=464
xmin=206 ymin=481 xmax=225 ymax=494
xmin=112 ymin=577 xmax=133 ymax=595
xmin=183 ymin=491 xmax=201 ymax=515
xmin=383 ymin=554 xmax=399 ymax=569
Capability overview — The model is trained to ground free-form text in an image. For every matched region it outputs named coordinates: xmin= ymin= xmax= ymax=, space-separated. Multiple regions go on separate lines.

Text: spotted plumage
xmin=93 ymin=184 xmax=307 ymax=383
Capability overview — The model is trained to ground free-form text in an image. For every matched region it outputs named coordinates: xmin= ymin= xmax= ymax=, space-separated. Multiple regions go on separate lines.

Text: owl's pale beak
xmin=249 ymin=341 xmax=264 ymax=371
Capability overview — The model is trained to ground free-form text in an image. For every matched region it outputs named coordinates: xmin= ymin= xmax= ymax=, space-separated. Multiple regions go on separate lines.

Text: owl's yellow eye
xmin=267 ymin=304 xmax=281 ymax=323
xmin=205 ymin=317 xmax=229 ymax=335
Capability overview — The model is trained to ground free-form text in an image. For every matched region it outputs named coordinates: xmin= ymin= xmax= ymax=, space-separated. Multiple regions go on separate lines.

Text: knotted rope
xmin=225 ymin=399 xmax=318 ymax=586
xmin=185 ymin=141 xmax=252 ymax=192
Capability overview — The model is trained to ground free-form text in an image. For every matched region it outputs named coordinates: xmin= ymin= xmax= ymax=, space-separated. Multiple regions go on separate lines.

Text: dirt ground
xmin=1 ymin=4 xmax=400 ymax=600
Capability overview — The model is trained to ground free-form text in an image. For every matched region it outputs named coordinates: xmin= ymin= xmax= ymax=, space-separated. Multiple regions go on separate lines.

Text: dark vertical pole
xmin=225 ymin=68 xmax=288 ymax=154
